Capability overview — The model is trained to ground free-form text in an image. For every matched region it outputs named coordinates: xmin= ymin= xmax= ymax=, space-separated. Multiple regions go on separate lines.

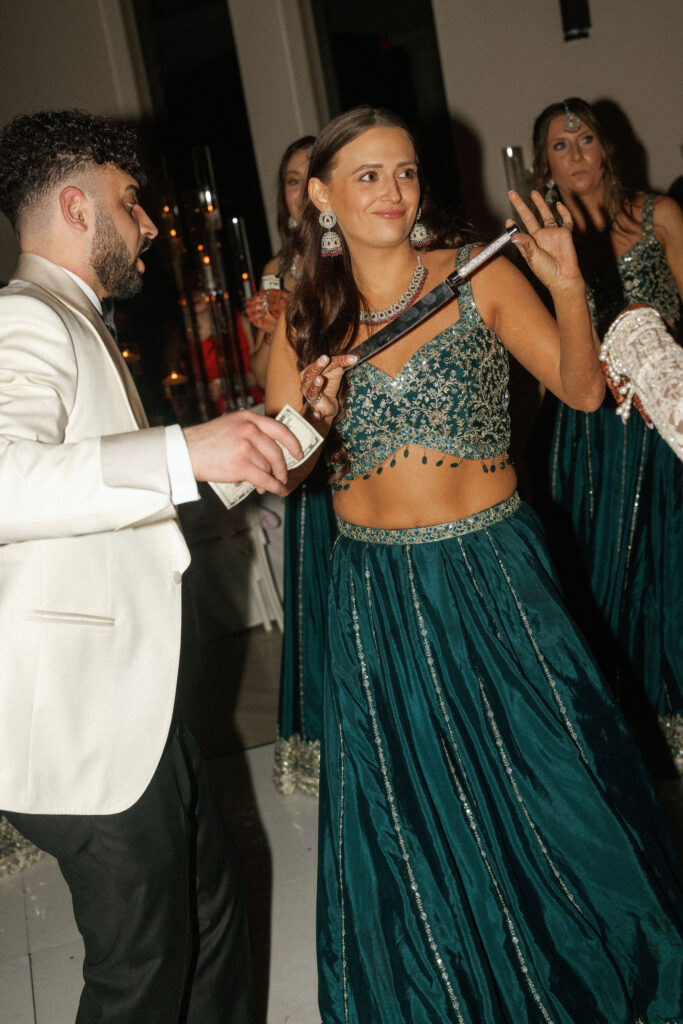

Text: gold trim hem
xmin=0 ymin=815 xmax=43 ymax=877
xmin=660 ymin=713 xmax=683 ymax=774
xmin=273 ymin=732 xmax=321 ymax=797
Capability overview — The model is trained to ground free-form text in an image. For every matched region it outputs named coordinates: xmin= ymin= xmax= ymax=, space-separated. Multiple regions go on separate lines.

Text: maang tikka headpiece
xmin=562 ymin=102 xmax=581 ymax=133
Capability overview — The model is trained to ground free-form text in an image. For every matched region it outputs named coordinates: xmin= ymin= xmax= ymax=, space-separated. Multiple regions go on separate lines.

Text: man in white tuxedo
xmin=0 ymin=110 xmax=302 ymax=1023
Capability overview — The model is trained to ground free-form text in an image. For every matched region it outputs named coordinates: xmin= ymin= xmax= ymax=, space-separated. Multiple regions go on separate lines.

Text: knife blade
xmin=346 ymin=225 xmax=519 ymax=370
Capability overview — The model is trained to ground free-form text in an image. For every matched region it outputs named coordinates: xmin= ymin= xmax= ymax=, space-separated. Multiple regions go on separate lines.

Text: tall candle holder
xmin=189 ymin=145 xmax=250 ymax=411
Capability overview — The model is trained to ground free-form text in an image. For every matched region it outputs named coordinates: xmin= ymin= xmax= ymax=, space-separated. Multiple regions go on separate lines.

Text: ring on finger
xmin=306 ymin=392 xmax=322 ymax=406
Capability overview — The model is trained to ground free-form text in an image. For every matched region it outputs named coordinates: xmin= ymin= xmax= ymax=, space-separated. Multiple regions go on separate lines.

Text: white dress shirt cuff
xmin=164 ymin=424 xmax=199 ymax=504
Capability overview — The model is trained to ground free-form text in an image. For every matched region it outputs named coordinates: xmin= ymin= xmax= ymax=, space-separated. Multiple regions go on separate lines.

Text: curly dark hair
xmin=0 ymin=109 xmax=144 ymax=232
xmin=285 ymin=105 xmax=472 ymax=478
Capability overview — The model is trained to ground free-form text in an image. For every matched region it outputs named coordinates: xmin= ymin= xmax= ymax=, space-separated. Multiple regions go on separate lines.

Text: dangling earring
xmin=544 ymin=178 xmax=557 ymax=204
xmin=288 ymin=215 xmax=298 ymax=230
xmin=409 ymin=208 xmax=430 ymax=248
xmin=319 ymin=209 xmax=343 ymax=257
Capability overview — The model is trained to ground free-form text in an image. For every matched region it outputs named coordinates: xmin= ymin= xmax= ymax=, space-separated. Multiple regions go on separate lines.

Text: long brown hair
xmin=285 ymin=105 xmax=469 ymax=475
xmin=276 ymin=135 xmax=316 ymax=268
xmin=531 ymin=98 xmax=629 ymax=221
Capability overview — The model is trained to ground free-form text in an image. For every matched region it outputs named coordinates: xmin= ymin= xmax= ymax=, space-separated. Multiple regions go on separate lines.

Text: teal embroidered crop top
xmin=586 ymin=194 xmax=680 ymax=337
xmin=336 ymin=244 xmax=511 ymax=481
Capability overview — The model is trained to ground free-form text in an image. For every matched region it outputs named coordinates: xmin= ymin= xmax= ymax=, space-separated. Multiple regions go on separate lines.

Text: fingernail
xmin=314 ymin=376 xmax=322 ymax=386
xmin=348 ymin=354 xmax=358 ymax=363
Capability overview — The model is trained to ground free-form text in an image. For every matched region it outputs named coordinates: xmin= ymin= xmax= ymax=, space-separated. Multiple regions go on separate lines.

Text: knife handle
xmin=445 ymin=225 xmax=519 ymax=289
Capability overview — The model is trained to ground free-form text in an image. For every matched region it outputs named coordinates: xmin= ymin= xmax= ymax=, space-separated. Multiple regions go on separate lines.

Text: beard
xmin=90 ymin=206 xmax=146 ymax=299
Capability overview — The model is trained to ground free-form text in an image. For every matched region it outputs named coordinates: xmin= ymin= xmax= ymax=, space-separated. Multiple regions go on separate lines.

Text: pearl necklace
xmin=359 ymin=254 xmax=428 ymax=325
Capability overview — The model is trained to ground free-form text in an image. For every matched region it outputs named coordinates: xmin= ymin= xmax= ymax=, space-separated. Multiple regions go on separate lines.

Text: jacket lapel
xmin=12 ymin=253 xmax=149 ymax=429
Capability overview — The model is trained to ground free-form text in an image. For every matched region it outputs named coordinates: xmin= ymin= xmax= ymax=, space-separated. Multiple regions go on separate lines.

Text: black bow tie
xmin=101 ymin=298 xmax=118 ymax=342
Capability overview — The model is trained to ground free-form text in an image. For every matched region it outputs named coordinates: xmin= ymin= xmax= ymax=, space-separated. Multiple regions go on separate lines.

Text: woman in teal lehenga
xmin=531 ymin=98 xmax=683 ymax=771
xmin=266 ymin=106 xmax=683 ymax=1024
xmin=275 ymin=458 xmax=336 ymax=794
xmin=245 ymin=136 xmax=336 ymax=796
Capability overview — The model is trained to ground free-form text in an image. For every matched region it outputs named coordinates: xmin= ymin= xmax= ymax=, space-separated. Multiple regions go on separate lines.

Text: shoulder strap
xmin=640 ymin=194 xmax=655 ymax=236
xmin=455 ymin=242 xmax=476 ymax=270
xmin=454 ymin=243 xmax=477 ymax=304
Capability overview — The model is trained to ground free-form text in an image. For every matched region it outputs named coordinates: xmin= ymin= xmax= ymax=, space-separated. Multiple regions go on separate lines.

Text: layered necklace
xmin=359 ymin=254 xmax=428 ymax=325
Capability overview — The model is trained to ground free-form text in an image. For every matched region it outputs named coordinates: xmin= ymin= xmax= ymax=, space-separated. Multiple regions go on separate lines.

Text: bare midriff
xmin=332 ymin=449 xmax=517 ymax=529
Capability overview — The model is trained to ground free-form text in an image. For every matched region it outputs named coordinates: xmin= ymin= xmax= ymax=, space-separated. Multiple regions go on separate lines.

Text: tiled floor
xmin=0 ymin=742 xmax=319 ymax=1024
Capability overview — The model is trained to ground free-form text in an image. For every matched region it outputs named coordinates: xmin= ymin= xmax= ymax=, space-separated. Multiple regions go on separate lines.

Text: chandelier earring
xmin=409 ymin=208 xmax=430 ymax=249
xmin=319 ymin=209 xmax=343 ymax=257
xmin=544 ymin=177 xmax=557 ymax=204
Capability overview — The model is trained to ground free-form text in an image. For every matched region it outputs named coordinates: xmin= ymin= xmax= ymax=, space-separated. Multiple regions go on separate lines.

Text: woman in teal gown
xmin=275 ymin=458 xmax=336 ymax=794
xmin=266 ymin=106 xmax=683 ymax=1024
xmin=531 ymin=99 xmax=683 ymax=771
xmin=245 ymin=136 xmax=336 ymax=795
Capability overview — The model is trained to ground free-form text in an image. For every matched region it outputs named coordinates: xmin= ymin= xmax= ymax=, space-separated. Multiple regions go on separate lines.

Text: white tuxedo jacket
xmin=0 ymin=254 xmax=191 ymax=815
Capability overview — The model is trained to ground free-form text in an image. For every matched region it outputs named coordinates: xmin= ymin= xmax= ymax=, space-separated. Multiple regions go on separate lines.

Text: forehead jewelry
xmin=562 ymin=103 xmax=581 ymax=133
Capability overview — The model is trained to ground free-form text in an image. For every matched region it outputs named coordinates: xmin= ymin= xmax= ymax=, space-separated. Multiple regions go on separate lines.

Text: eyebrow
xmin=351 ymin=161 xmax=417 ymax=173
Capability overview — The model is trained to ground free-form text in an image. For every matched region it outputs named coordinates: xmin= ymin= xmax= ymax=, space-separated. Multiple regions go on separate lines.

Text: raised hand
xmin=301 ymin=352 xmax=358 ymax=421
xmin=507 ymin=189 xmax=582 ymax=292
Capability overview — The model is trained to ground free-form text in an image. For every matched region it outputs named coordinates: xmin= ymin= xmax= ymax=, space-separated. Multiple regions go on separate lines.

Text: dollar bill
xmin=208 ymin=404 xmax=323 ymax=511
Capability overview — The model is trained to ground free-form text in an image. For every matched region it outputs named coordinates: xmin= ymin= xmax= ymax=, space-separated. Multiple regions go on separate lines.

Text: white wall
xmin=227 ymin=0 xmax=328 ymax=251
xmin=0 ymin=0 xmax=151 ymax=280
xmin=432 ymin=0 xmax=683 ymax=227
xmin=2 ymin=0 xmax=680 ymax=271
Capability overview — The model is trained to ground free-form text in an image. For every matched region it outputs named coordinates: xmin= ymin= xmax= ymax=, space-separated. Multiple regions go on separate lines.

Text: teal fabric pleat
xmin=549 ymin=398 xmax=683 ymax=725
xmin=318 ymin=502 xmax=683 ymax=1024
xmin=275 ymin=461 xmax=336 ymax=795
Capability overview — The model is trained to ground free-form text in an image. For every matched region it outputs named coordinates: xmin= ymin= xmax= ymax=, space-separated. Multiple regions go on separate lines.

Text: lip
xmin=136 ymin=257 xmax=146 ymax=272
xmin=373 ymin=209 xmax=406 ymax=220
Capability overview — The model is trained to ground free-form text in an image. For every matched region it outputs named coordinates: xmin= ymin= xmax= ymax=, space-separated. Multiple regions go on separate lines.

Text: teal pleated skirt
xmin=548 ymin=400 xmax=683 ymax=766
xmin=274 ymin=464 xmax=336 ymax=796
xmin=318 ymin=495 xmax=683 ymax=1024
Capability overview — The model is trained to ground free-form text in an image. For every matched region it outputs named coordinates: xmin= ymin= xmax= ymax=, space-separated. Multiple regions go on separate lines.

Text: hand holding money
xmin=182 ymin=406 xmax=306 ymax=498
xmin=209 ymin=405 xmax=323 ymax=510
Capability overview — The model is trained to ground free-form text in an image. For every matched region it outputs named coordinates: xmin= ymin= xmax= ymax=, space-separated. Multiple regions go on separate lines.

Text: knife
xmin=346 ymin=225 xmax=519 ymax=370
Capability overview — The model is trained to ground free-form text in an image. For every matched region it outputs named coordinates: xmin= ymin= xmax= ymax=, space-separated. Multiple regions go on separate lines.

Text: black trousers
xmin=6 ymin=722 xmax=252 ymax=1024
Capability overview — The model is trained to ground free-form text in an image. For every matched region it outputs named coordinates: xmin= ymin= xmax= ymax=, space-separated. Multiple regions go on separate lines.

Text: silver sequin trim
xmin=486 ymin=534 xmax=589 ymax=765
xmin=584 ymin=414 xmax=595 ymax=521
xmin=296 ymin=485 xmax=309 ymax=738
xmin=408 ymin=547 xmax=570 ymax=1021
xmin=0 ymin=817 xmax=43 ymax=877
xmin=441 ymin=739 xmax=556 ymax=1024
xmin=476 ymin=674 xmax=586 ymax=919
xmin=550 ymin=404 xmax=565 ymax=502
xmin=338 ymin=722 xmax=350 ymax=1023
xmin=350 ymin=569 xmax=466 ymax=1023
xmin=273 ymin=731 xmax=320 ymax=796
xmin=336 ymin=493 xmax=520 ymax=545
xmin=406 ymin=547 xmax=471 ymax=784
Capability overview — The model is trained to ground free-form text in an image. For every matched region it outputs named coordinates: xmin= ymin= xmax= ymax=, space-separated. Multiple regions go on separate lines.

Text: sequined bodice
xmin=337 ymin=245 xmax=511 ymax=480
xmin=585 ymin=195 xmax=679 ymax=337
